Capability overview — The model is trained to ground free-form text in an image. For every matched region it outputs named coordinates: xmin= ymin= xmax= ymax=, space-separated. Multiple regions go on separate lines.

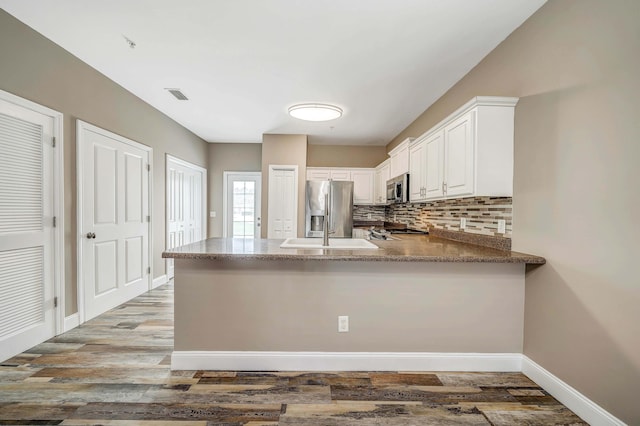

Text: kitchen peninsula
xmin=164 ymin=235 xmax=544 ymax=372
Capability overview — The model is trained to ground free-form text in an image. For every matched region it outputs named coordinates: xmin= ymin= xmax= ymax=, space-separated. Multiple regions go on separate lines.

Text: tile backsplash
xmin=353 ymin=205 xmax=386 ymax=222
xmin=356 ymin=197 xmax=513 ymax=238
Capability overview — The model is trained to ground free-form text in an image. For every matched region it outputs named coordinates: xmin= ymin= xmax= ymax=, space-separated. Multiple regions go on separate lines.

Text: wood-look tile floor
xmin=0 ymin=283 xmax=587 ymax=425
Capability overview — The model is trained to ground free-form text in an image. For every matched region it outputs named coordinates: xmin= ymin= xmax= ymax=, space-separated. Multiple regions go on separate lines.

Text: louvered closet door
xmin=0 ymin=99 xmax=55 ymax=362
xmin=79 ymin=123 xmax=150 ymax=322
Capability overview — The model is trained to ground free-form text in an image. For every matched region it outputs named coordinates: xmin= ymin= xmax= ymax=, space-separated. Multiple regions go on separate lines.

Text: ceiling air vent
xmin=165 ymin=88 xmax=188 ymax=101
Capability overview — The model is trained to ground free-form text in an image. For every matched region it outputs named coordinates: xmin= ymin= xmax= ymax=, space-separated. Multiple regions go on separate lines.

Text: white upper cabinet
xmin=388 ymin=138 xmax=413 ymax=178
xmin=408 ymin=96 xmax=518 ymax=202
xmin=351 ymin=170 xmax=375 ymax=204
xmin=443 ymin=111 xmax=474 ymax=197
xmin=307 ymin=168 xmax=331 ymax=181
xmin=424 ymin=130 xmax=445 ymax=199
xmin=374 ymin=159 xmax=390 ymax=204
xmin=330 ymin=169 xmax=351 ymax=181
xmin=409 ymin=139 xmax=426 ymax=201
xmin=306 ymin=167 xmax=375 ymax=204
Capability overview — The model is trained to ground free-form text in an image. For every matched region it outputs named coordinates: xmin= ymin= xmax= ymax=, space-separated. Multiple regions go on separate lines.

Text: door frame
xmin=165 ymin=154 xmax=207 ymax=280
xmin=0 ymin=89 xmax=64 ymax=335
xmin=222 ymin=171 xmax=262 ymax=238
xmin=267 ymin=164 xmax=298 ymax=239
xmin=76 ymin=120 xmax=153 ymax=325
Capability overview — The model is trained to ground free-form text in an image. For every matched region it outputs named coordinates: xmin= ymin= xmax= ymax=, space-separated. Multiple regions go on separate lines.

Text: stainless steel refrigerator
xmin=305 ymin=180 xmax=353 ymax=238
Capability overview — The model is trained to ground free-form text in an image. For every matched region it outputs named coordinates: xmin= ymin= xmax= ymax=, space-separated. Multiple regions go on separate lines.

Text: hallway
xmin=0 ymin=284 xmax=585 ymax=425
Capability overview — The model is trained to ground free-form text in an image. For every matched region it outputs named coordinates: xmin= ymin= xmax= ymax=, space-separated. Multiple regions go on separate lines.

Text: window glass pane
xmin=231 ymin=180 xmax=256 ymax=238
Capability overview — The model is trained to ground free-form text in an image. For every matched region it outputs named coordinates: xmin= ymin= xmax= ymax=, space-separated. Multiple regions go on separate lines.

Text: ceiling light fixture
xmin=288 ymin=103 xmax=343 ymax=121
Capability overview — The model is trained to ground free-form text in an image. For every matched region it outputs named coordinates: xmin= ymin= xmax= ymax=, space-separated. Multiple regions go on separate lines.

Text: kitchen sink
xmin=280 ymin=238 xmax=378 ymax=249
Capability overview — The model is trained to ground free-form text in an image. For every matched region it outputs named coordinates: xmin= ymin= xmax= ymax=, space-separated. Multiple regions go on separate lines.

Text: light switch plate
xmin=209 ymin=211 xmax=216 ymax=218
xmin=460 ymin=217 xmax=466 ymax=229
xmin=338 ymin=316 xmax=349 ymax=332
xmin=497 ymin=219 xmax=506 ymax=234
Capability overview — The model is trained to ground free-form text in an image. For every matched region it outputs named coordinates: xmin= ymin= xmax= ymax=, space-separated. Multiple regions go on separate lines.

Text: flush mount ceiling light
xmin=288 ymin=103 xmax=343 ymax=121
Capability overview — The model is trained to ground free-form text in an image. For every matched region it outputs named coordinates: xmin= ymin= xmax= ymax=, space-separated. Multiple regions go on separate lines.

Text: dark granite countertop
xmin=162 ymin=235 xmax=545 ymax=264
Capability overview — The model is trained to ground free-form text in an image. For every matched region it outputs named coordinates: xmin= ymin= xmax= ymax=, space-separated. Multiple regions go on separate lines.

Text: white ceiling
xmin=1 ymin=0 xmax=546 ymax=145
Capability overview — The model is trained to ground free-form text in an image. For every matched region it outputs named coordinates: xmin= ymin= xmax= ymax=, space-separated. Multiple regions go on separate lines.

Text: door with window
xmin=223 ymin=172 xmax=261 ymax=238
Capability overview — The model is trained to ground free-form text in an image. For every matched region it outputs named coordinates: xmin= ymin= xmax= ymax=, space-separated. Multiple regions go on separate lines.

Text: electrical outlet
xmin=338 ymin=315 xmax=349 ymax=332
xmin=497 ymin=219 xmax=506 ymax=234
xmin=367 ymin=213 xmax=372 ymax=219
xmin=209 ymin=211 xmax=216 ymax=218
xmin=460 ymin=217 xmax=466 ymax=229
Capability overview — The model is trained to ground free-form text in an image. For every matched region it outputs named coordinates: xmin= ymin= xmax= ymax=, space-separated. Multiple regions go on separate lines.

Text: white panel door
xmin=268 ymin=166 xmax=297 ymax=239
xmin=166 ymin=156 xmax=206 ymax=279
xmin=0 ymin=98 xmax=56 ymax=362
xmin=444 ymin=111 xmax=475 ymax=197
xmin=224 ymin=172 xmax=261 ymax=238
xmin=79 ymin=122 xmax=150 ymax=322
xmin=425 ymin=131 xmax=445 ymax=199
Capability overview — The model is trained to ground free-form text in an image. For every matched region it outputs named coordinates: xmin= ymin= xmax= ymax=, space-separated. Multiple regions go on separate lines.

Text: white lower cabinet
xmin=408 ymin=96 xmax=518 ymax=202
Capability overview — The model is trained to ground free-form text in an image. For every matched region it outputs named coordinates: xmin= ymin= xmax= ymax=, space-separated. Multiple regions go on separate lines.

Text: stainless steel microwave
xmin=386 ymin=173 xmax=409 ymax=204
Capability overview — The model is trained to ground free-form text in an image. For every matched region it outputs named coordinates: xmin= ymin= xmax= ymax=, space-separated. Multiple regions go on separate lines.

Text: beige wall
xmin=0 ymin=11 xmax=209 ymax=316
xmin=385 ymin=1 xmax=640 ymax=422
xmin=207 ymin=143 xmax=262 ymax=237
xmin=307 ymin=144 xmax=387 ymax=168
xmin=261 ymin=134 xmax=307 ymax=238
xmin=175 ymin=259 xmax=525 ymax=353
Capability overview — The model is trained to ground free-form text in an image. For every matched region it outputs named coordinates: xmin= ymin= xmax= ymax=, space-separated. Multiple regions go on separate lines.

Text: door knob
xmin=86 ymin=232 xmax=96 ymax=239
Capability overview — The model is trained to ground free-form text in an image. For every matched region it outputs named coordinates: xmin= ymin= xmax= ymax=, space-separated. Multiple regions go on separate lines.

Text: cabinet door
xmin=390 ymin=143 xmax=409 ymax=178
xmin=409 ymin=140 xmax=425 ymax=202
xmin=424 ymin=131 xmax=445 ymax=199
xmin=352 ymin=170 xmax=374 ymax=204
xmin=330 ymin=170 xmax=351 ymax=181
xmin=444 ymin=111 xmax=474 ymax=197
xmin=307 ymin=169 xmax=331 ymax=181
xmin=377 ymin=162 xmax=390 ymax=204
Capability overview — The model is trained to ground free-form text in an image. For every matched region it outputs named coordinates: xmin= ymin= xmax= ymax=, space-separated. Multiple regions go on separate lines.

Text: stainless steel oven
xmin=386 ymin=173 xmax=409 ymax=204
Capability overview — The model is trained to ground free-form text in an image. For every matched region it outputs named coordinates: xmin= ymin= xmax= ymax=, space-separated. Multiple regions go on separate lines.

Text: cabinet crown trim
xmin=415 ymin=96 xmax=519 ymax=143
xmin=387 ymin=137 xmax=414 ymax=156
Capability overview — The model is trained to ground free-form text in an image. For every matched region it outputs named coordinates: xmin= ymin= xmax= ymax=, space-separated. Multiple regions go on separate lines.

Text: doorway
xmin=166 ymin=155 xmax=207 ymax=280
xmin=223 ymin=172 xmax=261 ymax=238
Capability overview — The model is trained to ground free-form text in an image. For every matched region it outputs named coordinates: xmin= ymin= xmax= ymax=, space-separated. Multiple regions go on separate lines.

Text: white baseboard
xmin=63 ymin=313 xmax=79 ymax=332
xmin=171 ymin=351 xmax=523 ymax=372
xmin=522 ymin=356 xmax=625 ymax=426
xmin=152 ymin=274 xmax=168 ymax=289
